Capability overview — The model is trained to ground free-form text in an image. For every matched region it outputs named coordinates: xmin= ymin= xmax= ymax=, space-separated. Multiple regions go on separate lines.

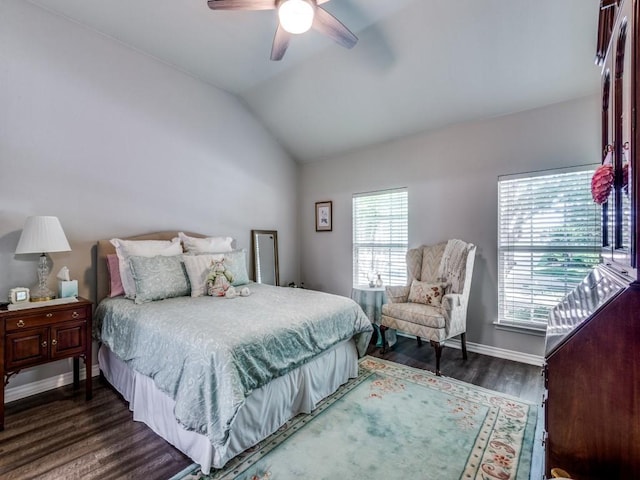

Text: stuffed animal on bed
xmin=206 ymin=259 xmax=234 ymax=297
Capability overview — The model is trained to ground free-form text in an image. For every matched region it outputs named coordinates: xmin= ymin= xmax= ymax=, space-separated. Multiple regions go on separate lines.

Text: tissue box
xmin=58 ymin=280 xmax=78 ymax=298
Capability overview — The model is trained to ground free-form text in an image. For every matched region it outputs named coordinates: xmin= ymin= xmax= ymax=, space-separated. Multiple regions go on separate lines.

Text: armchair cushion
xmin=382 ymin=303 xmax=445 ymax=329
xmin=408 ymin=280 xmax=446 ymax=306
xmin=385 ymin=285 xmax=410 ymax=304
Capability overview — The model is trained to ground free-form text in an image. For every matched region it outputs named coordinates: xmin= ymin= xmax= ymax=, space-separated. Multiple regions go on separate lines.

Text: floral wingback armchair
xmin=380 ymin=239 xmax=476 ymax=376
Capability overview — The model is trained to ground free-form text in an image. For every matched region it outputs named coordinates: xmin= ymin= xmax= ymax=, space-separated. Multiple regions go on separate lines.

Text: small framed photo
xmin=9 ymin=287 xmax=30 ymax=304
xmin=315 ymin=201 xmax=332 ymax=232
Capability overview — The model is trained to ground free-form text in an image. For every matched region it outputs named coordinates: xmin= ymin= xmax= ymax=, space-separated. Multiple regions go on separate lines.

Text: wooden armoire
xmin=543 ymin=1 xmax=640 ymax=479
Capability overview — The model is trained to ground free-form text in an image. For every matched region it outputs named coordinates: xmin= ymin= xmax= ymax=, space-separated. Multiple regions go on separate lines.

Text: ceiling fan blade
xmin=207 ymin=0 xmax=275 ymax=10
xmin=271 ymin=24 xmax=292 ymax=61
xmin=312 ymin=6 xmax=358 ymax=49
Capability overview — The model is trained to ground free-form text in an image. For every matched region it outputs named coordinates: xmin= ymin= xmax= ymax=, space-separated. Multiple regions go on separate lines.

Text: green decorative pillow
xmin=223 ymin=249 xmax=250 ymax=286
xmin=129 ymin=255 xmax=190 ymax=304
xmin=110 ymin=237 xmax=182 ymax=299
xmin=408 ymin=280 xmax=445 ymax=306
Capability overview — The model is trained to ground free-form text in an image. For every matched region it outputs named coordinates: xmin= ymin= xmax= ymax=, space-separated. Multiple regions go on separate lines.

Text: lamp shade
xmin=15 ymin=216 xmax=71 ymax=254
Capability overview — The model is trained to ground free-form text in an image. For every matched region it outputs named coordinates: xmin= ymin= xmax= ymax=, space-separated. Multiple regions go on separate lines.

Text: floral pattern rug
xmin=169 ymin=356 xmax=537 ymax=480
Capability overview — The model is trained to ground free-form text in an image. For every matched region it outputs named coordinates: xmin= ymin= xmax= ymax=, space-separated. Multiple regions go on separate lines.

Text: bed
xmin=94 ymin=232 xmax=372 ymax=474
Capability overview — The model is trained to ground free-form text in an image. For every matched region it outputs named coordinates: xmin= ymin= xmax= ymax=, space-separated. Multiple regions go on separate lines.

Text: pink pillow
xmin=106 ymin=254 xmax=125 ymax=297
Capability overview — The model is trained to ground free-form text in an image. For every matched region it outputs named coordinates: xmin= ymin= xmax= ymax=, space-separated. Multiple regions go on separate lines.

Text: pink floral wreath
xmin=591 ymin=150 xmax=614 ymax=204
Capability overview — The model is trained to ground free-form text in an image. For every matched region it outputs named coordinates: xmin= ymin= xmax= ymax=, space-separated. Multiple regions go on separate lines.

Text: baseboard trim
xmin=396 ymin=332 xmax=544 ymax=366
xmin=5 ymin=364 xmax=101 ymax=404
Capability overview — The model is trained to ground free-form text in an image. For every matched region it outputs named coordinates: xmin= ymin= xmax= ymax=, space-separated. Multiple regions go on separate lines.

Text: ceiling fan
xmin=207 ymin=0 xmax=358 ymax=61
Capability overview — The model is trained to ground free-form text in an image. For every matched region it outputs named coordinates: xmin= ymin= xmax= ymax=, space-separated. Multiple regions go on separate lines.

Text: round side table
xmin=351 ymin=285 xmax=397 ymax=347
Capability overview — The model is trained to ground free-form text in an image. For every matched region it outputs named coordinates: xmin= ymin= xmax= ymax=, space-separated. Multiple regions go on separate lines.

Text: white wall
xmin=299 ymin=95 xmax=600 ymax=357
xmin=0 ymin=0 xmax=298 ymax=389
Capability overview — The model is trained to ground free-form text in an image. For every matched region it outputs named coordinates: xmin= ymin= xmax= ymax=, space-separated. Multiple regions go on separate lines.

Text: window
xmin=353 ymin=188 xmax=408 ymax=287
xmin=498 ymin=166 xmax=601 ymax=328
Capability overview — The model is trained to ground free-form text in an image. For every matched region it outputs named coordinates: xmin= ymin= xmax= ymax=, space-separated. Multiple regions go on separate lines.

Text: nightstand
xmin=0 ymin=297 xmax=93 ymax=430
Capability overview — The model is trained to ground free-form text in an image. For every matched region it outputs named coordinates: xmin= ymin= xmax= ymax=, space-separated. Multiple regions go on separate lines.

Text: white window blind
xmin=498 ymin=166 xmax=601 ymax=327
xmin=353 ymin=188 xmax=408 ymax=287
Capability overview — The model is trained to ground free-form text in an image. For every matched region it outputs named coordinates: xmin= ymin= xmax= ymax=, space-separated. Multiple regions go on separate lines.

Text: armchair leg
xmin=461 ymin=332 xmax=468 ymax=360
xmin=430 ymin=340 xmax=443 ymax=376
xmin=380 ymin=325 xmax=389 ymax=353
xmin=416 ymin=336 xmax=423 ymax=347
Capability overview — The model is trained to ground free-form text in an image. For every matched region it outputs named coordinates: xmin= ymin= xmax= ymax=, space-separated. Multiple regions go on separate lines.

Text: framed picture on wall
xmin=315 ymin=201 xmax=332 ymax=232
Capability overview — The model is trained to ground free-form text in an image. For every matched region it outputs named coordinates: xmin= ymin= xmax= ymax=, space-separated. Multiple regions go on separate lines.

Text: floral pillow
xmin=408 ymin=280 xmax=446 ymax=306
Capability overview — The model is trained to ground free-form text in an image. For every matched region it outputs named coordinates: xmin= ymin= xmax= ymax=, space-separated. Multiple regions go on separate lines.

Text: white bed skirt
xmin=98 ymin=339 xmax=358 ymax=474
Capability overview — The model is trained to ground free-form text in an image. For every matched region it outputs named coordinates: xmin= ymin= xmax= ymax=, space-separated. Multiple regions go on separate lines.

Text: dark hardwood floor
xmin=0 ymin=379 xmax=192 ymax=480
xmin=368 ymin=335 xmax=544 ymax=404
xmin=0 ymin=336 xmax=544 ymax=480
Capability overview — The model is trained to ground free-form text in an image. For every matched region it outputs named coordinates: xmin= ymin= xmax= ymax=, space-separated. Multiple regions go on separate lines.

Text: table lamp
xmin=15 ymin=216 xmax=71 ymax=301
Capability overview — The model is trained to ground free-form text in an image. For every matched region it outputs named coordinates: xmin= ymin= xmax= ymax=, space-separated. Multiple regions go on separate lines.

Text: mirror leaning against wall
xmin=251 ymin=230 xmax=279 ymax=286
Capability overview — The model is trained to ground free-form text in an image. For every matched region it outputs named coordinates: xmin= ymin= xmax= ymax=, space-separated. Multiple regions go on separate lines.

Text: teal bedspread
xmin=94 ymin=283 xmax=372 ymax=456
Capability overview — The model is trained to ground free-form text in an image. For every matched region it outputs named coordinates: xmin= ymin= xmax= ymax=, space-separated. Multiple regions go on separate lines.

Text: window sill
xmin=493 ymin=321 xmax=547 ymax=337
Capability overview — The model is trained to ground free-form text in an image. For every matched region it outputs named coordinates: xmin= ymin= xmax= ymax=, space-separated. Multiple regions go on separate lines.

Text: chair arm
xmin=385 ymin=286 xmax=410 ymax=304
xmin=442 ymin=293 xmax=463 ymax=310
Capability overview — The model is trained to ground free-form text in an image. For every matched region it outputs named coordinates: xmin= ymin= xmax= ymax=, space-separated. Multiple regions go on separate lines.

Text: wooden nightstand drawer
xmin=4 ymin=307 xmax=88 ymax=332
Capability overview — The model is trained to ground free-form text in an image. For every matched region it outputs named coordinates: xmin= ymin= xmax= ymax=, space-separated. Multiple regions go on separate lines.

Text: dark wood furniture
xmin=543 ymin=1 xmax=640 ymax=478
xmin=0 ymin=297 xmax=93 ymax=430
xmin=598 ymin=0 xmax=637 ymax=272
xmin=544 ymin=268 xmax=640 ymax=479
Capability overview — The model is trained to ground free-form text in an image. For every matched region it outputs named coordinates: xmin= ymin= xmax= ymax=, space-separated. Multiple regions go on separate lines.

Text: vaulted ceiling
xmin=27 ymin=0 xmax=602 ymax=163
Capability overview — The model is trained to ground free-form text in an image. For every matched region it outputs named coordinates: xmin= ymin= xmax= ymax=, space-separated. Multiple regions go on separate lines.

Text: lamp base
xmin=31 ymin=253 xmax=55 ymax=301
xmin=31 ymin=296 xmax=55 ymax=302
xmin=30 ymin=286 xmax=55 ymax=302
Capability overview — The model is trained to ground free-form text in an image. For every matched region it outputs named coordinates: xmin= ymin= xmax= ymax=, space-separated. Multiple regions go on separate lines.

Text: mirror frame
xmin=251 ymin=229 xmax=279 ymax=286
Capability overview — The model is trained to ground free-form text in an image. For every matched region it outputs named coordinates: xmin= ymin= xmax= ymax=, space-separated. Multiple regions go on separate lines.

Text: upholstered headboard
xmin=96 ymin=231 xmax=205 ymax=303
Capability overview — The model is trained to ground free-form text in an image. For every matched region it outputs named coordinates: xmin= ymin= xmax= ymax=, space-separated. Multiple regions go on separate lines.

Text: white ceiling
xmin=27 ymin=0 xmax=602 ymax=163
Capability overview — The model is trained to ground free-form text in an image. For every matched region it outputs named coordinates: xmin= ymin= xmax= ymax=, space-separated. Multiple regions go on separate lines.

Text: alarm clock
xmin=9 ymin=287 xmax=30 ymax=304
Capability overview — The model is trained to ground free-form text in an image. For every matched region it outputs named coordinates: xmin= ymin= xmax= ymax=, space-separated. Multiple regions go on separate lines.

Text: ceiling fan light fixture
xmin=278 ymin=0 xmax=314 ymax=34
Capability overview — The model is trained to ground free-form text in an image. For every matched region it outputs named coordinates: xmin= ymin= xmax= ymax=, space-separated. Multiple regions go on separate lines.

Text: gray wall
xmin=1 ymin=0 xmax=599 ymax=395
xmin=299 ymin=95 xmax=600 ymax=357
xmin=1 ymin=0 xmax=299 ymax=389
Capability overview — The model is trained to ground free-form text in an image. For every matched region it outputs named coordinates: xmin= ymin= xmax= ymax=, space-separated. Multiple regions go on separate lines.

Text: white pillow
xmin=178 ymin=232 xmax=234 ymax=254
xmin=183 ymin=254 xmax=225 ymax=297
xmin=110 ymin=238 xmax=182 ymax=298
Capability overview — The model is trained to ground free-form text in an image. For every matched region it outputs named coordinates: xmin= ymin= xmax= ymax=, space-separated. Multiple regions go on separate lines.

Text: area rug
xmin=169 ymin=356 xmax=537 ymax=480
